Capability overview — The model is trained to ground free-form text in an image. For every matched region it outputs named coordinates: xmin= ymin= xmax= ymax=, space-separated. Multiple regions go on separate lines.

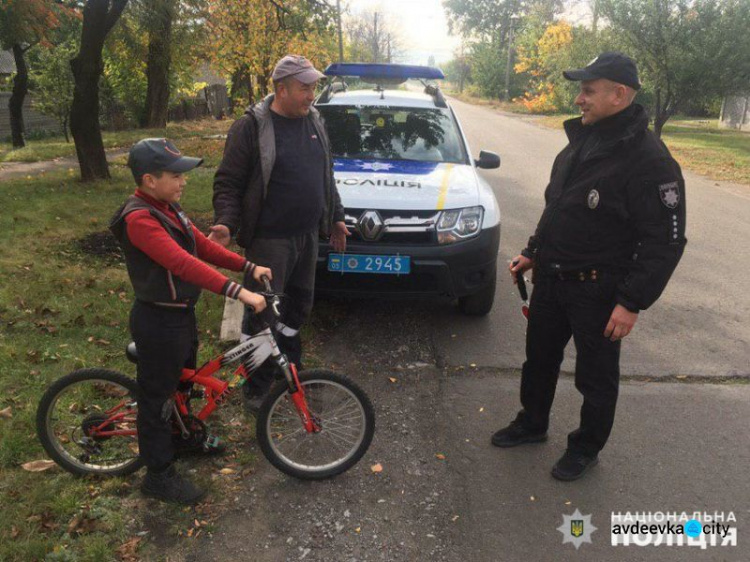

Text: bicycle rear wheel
xmin=256 ymin=369 xmax=375 ymax=480
xmin=36 ymin=368 xmax=143 ymax=477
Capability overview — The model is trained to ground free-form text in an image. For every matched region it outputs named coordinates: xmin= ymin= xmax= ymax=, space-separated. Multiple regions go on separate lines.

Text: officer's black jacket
xmin=523 ymin=104 xmax=686 ymax=312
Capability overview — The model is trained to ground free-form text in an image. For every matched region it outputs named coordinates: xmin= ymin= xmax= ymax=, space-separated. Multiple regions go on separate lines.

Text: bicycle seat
xmin=126 ymin=342 xmax=139 ymax=364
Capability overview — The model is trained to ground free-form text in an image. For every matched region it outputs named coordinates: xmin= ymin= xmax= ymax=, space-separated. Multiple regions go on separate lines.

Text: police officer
xmin=491 ymin=52 xmax=686 ymax=480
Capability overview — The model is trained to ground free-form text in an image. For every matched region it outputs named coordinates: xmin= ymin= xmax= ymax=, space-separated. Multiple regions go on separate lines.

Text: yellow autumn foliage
xmin=514 ymin=21 xmax=573 ymax=114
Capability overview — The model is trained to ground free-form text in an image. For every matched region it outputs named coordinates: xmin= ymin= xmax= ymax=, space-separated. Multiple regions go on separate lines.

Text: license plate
xmin=328 ymin=253 xmax=411 ymax=274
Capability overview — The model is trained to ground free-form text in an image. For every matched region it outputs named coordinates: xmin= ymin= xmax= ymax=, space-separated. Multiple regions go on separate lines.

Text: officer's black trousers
xmin=516 ymin=274 xmax=622 ymax=456
xmin=130 ymin=301 xmax=198 ymax=470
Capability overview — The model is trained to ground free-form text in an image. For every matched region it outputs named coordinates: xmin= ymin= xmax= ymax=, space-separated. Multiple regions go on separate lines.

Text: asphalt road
xmin=168 ymin=102 xmax=749 ymax=561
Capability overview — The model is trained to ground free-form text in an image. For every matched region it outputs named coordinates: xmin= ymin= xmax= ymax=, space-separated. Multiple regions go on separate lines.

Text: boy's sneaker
xmin=491 ymin=421 xmax=548 ymax=448
xmin=141 ymin=465 xmax=205 ymax=505
xmin=551 ymin=450 xmax=599 ymax=481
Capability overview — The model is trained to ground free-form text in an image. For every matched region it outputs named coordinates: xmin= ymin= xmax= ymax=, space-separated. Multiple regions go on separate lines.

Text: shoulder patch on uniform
xmin=658 ymin=181 xmax=680 ymax=209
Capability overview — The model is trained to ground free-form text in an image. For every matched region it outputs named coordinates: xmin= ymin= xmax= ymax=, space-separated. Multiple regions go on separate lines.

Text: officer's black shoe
xmin=141 ymin=465 xmax=206 ymax=505
xmin=491 ymin=421 xmax=548 ymax=448
xmin=551 ymin=450 xmax=599 ymax=481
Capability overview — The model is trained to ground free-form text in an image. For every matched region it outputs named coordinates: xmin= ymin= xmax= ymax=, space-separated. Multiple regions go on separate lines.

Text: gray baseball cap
xmin=127 ymin=138 xmax=203 ymax=181
xmin=271 ymin=55 xmax=325 ymax=84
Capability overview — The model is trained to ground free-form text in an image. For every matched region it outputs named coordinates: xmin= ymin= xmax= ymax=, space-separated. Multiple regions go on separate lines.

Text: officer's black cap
xmin=127 ymin=138 xmax=203 ymax=182
xmin=563 ymin=52 xmax=641 ymax=90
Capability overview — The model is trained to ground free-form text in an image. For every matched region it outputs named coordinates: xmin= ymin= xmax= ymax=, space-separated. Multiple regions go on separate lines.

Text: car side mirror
xmin=475 ymin=150 xmax=500 ymax=169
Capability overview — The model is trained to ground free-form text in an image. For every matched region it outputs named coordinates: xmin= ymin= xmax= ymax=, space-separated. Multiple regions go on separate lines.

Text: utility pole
xmin=504 ymin=15 xmax=518 ymax=102
xmin=336 ymin=0 xmax=344 ymax=62
xmin=373 ymin=12 xmax=379 ymax=62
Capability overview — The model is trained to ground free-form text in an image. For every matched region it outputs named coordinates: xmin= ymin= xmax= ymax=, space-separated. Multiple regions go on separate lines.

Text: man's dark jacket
xmin=212 ymin=94 xmax=345 ymax=249
xmin=523 ymin=103 xmax=686 ymax=312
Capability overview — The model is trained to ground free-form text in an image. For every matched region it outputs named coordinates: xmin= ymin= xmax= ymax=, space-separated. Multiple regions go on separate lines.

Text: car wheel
xmin=458 ymin=267 xmax=497 ymax=316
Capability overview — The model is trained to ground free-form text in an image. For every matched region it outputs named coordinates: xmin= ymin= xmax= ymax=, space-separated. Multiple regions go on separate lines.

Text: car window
xmin=318 ymin=105 xmax=468 ymax=164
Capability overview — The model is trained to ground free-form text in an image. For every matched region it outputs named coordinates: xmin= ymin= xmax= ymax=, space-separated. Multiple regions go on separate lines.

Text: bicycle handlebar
xmin=261 ymin=275 xmax=282 ymax=317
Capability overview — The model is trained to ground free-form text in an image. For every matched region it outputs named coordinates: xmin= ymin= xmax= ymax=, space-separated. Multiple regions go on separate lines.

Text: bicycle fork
xmin=272 ymin=349 xmax=320 ymax=434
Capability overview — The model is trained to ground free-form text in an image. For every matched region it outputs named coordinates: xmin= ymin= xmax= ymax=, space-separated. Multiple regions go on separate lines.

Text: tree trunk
xmin=70 ymin=0 xmax=129 ymax=182
xmin=9 ymin=44 xmax=28 ymax=149
xmin=143 ymin=0 xmax=173 ymax=128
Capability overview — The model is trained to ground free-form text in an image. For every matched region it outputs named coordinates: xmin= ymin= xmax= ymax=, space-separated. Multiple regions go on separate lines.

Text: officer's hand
xmin=330 ymin=221 xmax=350 ymax=253
xmin=509 ymin=255 xmax=533 ymax=284
xmin=238 ymin=288 xmax=267 ymax=313
xmin=604 ymin=304 xmax=638 ymax=341
xmin=208 ymin=224 xmax=231 ymax=247
xmin=251 ymin=265 xmax=272 ymax=283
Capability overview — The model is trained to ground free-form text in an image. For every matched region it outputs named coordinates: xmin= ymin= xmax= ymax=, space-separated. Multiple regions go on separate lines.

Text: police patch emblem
xmin=587 ymin=189 xmax=600 ymax=209
xmin=659 ymin=181 xmax=680 ymax=209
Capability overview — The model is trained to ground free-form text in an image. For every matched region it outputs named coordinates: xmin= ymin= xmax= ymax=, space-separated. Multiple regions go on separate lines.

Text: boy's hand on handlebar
xmin=251 ymin=265 xmax=272 ymax=283
xmin=238 ymin=288 xmax=267 ymax=313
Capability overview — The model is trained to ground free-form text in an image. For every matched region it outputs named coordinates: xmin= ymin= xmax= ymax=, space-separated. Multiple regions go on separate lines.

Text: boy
xmin=110 ymin=138 xmax=271 ymax=504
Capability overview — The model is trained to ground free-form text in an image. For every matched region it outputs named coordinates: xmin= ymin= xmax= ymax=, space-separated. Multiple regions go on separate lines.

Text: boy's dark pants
xmin=241 ymin=232 xmax=318 ymax=396
xmin=515 ymin=274 xmax=622 ymax=456
xmin=130 ymin=300 xmax=198 ymax=470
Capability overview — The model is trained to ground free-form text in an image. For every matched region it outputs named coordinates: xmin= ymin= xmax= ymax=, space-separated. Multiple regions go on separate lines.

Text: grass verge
xmin=0 ymin=118 xmax=232 ymax=164
xmin=529 ymin=114 xmax=749 ymax=185
xmin=0 ymin=166 xmax=259 ymax=561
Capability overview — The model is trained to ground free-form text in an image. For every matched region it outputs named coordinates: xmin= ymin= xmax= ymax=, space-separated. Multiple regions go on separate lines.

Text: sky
xmin=345 ymin=0 xmax=462 ymax=65
xmin=344 ymin=0 xmax=594 ymax=66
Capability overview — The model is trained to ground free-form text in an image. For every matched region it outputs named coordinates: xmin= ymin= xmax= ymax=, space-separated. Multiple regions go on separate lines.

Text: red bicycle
xmin=36 ymin=279 xmax=375 ymax=480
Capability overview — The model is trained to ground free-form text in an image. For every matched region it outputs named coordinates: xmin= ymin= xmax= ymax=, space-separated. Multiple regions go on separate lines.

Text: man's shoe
xmin=491 ymin=421 xmax=548 ymax=448
xmin=141 ymin=465 xmax=206 ymax=505
xmin=242 ymin=392 xmax=266 ymax=416
xmin=551 ymin=450 xmax=599 ymax=481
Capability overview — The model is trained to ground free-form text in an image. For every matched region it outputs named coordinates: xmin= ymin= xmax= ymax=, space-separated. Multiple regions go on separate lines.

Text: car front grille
xmin=344 ymin=209 xmax=439 ymax=245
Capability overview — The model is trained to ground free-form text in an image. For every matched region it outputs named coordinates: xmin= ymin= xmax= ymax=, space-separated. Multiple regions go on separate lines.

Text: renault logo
xmin=359 ymin=211 xmax=383 ymax=241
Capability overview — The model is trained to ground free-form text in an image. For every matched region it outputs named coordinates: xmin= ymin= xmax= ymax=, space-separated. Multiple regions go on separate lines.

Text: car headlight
xmin=437 ymin=206 xmax=484 ymax=244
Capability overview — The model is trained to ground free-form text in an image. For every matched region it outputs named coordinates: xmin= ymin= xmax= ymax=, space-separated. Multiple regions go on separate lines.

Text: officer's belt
xmin=539 ymin=267 xmax=624 ymax=282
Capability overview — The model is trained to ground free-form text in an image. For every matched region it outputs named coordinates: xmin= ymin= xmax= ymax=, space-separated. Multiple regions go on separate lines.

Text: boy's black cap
xmin=127 ymin=138 xmax=203 ymax=181
xmin=563 ymin=52 xmax=641 ymax=90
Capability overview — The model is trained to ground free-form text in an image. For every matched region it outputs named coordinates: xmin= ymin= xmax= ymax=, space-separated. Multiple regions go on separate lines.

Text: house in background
xmin=720 ymin=95 xmax=750 ymax=132
xmin=0 ymin=49 xmax=62 ymax=141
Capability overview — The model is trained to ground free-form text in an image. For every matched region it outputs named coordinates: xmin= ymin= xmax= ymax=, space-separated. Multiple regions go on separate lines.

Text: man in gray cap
xmin=491 ymin=52 xmax=686 ymax=480
xmin=210 ymin=55 xmax=348 ymax=410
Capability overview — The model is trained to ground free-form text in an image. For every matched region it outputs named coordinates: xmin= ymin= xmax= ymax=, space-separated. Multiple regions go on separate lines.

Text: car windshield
xmin=318 ymin=105 xmax=468 ymax=164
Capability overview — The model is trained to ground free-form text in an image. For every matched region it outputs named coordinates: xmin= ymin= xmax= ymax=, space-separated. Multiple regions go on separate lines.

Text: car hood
xmin=333 ymin=158 xmax=480 ymax=210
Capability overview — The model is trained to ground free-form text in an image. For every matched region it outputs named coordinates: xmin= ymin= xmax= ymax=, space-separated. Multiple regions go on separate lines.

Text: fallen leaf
xmin=452 ymin=515 xmax=460 ymax=522
xmin=355 ymin=527 xmax=361 ymax=533
xmin=21 ymin=459 xmax=56 ymax=472
xmin=470 ymin=363 xmax=477 ymax=368
xmin=10 ymin=526 xmax=19 ymax=538
xmin=435 ymin=453 xmax=446 ymax=460
xmin=0 ymin=406 xmax=11 ymax=419
xmin=565 ymin=501 xmax=572 ymax=505
xmin=388 ymin=377 xmax=397 ymax=383
xmin=371 ymin=463 xmax=383 ymax=473
xmin=530 ymin=496 xmax=536 ymax=501
xmin=219 ymin=468 xmax=236 ymax=475
xmin=187 ymin=528 xmax=194 ymax=537
xmin=675 ymin=375 xmax=688 ymax=380
xmin=479 ymin=407 xmax=484 ymax=413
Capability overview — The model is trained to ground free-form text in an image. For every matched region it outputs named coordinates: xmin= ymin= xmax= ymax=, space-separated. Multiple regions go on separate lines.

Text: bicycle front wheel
xmin=256 ymin=369 xmax=375 ymax=480
xmin=36 ymin=368 xmax=143 ymax=477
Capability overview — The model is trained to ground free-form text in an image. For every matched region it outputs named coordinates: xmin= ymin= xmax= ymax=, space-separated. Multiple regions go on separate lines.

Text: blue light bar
xmin=323 ymin=63 xmax=445 ymax=81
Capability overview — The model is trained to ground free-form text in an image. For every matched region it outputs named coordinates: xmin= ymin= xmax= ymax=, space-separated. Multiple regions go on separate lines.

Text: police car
xmin=315 ymin=63 xmax=501 ymax=315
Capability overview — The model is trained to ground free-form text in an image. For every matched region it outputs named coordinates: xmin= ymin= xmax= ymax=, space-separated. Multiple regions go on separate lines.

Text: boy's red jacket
xmin=110 ymin=190 xmax=250 ymax=305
